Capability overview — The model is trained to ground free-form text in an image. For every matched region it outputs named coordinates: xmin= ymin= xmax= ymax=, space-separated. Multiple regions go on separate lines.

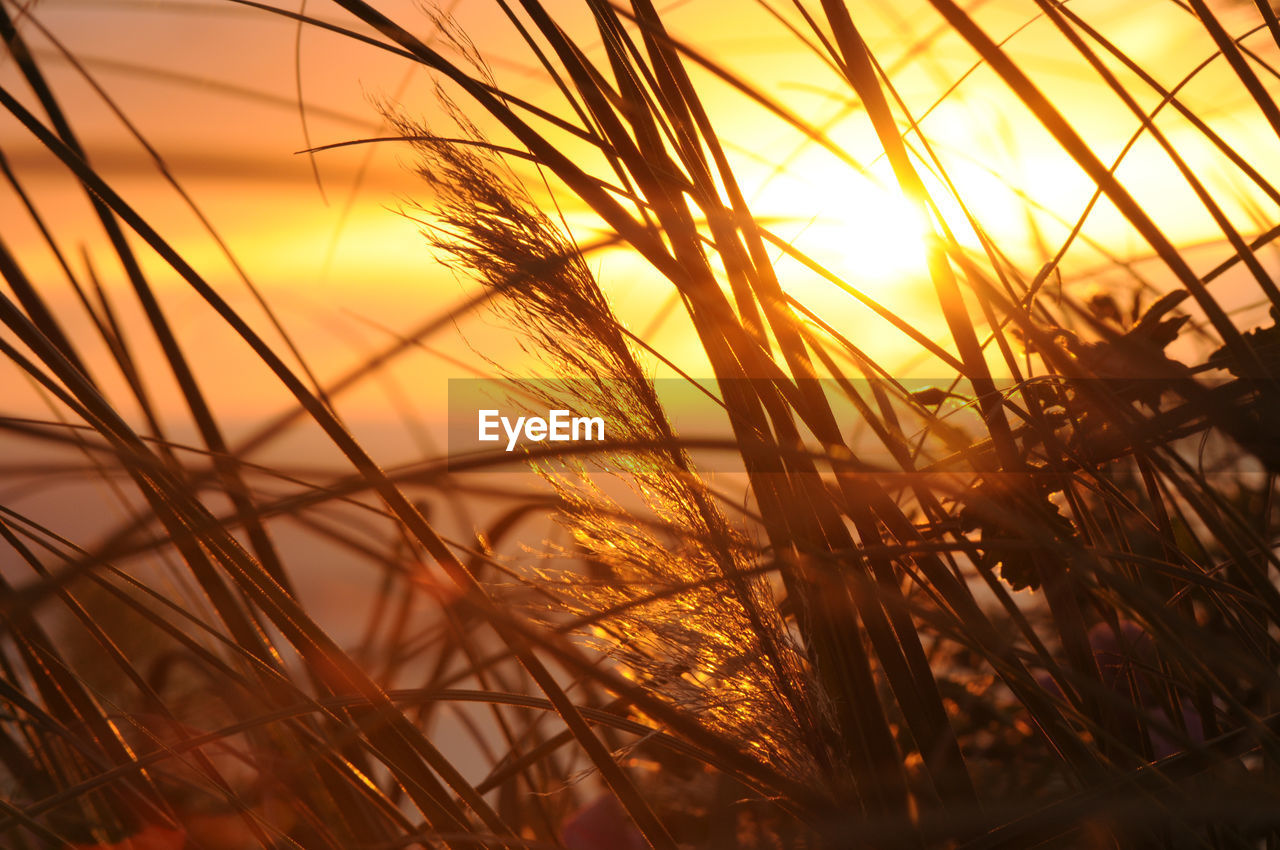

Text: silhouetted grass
xmin=4 ymin=1 xmax=1280 ymax=848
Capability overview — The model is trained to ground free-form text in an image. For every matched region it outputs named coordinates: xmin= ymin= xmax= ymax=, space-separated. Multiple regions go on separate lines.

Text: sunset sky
xmin=4 ymin=0 xmax=1278 ymax=433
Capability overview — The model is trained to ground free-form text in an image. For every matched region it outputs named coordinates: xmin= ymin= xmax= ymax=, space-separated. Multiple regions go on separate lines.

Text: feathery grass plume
xmin=386 ymin=100 xmax=834 ymax=788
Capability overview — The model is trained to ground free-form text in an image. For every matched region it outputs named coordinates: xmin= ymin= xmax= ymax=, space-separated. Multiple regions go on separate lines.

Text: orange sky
xmin=4 ymin=0 xmax=1280 ymax=447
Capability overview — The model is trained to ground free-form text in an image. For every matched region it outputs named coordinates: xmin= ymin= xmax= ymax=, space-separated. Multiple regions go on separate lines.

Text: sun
xmin=829 ymin=177 xmax=932 ymax=283
xmin=750 ymin=154 xmax=931 ymax=290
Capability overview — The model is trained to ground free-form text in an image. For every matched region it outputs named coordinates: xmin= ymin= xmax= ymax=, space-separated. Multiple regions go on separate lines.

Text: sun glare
xmin=832 ymin=178 xmax=931 ymax=283
xmin=759 ymin=170 xmax=929 ymax=285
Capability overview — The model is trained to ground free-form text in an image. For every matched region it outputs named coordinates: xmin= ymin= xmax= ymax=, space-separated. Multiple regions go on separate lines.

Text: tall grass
xmin=3 ymin=0 xmax=1280 ymax=848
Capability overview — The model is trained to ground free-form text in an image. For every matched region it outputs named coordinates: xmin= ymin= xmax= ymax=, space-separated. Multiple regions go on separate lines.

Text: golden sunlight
xmin=751 ymin=158 xmax=930 ymax=288
xmin=8 ymin=2 xmax=1280 ymax=848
